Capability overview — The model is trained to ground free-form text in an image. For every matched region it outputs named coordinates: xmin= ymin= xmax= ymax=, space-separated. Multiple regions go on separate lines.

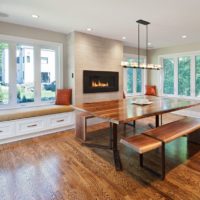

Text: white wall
xmin=66 ymin=32 xmax=124 ymax=104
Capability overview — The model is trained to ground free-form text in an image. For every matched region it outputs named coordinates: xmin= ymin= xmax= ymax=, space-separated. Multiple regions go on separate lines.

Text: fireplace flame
xmin=92 ymin=80 xmax=109 ymax=87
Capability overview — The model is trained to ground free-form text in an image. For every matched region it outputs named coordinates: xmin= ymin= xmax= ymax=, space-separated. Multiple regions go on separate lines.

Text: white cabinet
xmin=0 ymin=111 xmax=75 ymax=144
xmin=0 ymin=121 xmax=16 ymax=139
xmin=47 ymin=112 xmax=74 ymax=129
xmin=16 ymin=117 xmax=46 ymax=135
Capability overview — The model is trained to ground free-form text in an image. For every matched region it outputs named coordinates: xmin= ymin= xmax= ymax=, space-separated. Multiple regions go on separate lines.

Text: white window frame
xmin=123 ymin=53 xmax=147 ymax=97
xmin=0 ymin=34 xmax=63 ymax=109
xmin=159 ymin=50 xmax=200 ymax=100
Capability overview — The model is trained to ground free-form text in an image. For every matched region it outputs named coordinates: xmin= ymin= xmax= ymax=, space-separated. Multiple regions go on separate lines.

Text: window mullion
xmin=191 ymin=55 xmax=195 ymax=97
xmin=174 ymin=57 xmax=178 ymax=96
xmin=34 ymin=46 xmax=41 ymax=104
xmin=133 ymin=68 xmax=136 ymax=94
xmin=9 ymin=42 xmax=17 ymax=106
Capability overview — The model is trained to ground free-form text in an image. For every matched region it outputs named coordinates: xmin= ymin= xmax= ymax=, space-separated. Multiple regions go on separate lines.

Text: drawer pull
xmin=0 ymin=130 xmax=3 ymax=133
xmin=27 ymin=124 xmax=37 ymax=128
xmin=57 ymin=119 xmax=64 ymax=123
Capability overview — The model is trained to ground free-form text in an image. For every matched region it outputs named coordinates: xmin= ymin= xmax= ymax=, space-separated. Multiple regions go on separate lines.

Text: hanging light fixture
xmin=121 ymin=19 xmax=161 ymax=70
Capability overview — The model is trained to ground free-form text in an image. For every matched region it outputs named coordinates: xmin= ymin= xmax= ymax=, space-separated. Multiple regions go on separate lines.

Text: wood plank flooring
xmin=0 ymin=113 xmax=200 ymax=200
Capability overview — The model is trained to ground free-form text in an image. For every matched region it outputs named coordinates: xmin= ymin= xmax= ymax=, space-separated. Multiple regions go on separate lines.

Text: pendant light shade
xmin=121 ymin=19 xmax=161 ymax=70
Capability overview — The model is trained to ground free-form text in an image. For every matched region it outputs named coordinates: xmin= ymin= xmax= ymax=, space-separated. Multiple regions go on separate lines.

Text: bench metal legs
xmin=139 ymin=143 xmax=166 ymax=180
xmin=139 ymin=154 xmax=143 ymax=167
xmin=161 ymin=143 xmax=166 ymax=180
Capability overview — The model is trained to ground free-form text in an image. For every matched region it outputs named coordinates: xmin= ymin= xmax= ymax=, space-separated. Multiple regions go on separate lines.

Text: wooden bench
xmin=120 ymin=117 xmax=200 ymax=180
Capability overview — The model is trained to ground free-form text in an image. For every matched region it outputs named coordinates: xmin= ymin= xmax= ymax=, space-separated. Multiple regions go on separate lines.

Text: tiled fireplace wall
xmin=66 ymin=31 xmax=123 ymax=104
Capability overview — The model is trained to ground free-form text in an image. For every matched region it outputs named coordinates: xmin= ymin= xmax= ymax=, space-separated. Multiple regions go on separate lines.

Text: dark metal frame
xmin=139 ymin=142 xmax=166 ymax=180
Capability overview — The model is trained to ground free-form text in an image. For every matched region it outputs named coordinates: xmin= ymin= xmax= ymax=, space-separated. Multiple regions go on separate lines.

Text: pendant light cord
xmin=146 ymin=24 xmax=148 ymax=67
xmin=138 ymin=23 xmax=140 ymax=68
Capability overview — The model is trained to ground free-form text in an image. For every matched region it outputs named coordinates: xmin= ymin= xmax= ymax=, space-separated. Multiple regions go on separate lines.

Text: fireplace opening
xmin=83 ymin=70 xmax=119 ymax=93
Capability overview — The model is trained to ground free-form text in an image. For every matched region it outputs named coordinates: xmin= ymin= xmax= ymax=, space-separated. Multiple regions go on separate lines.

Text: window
xmin=0 ymin=36 xmax=62 ymax=108
xmin=124 ymin=55 xmax=146 ymax=95
xmin=0 ymin=42 xmax=9 ymax=105
xmin=163 ymin=58 xmax=174 ymax=95
xmin=178 ymin=57 xmax=191 ymax=96
xmin=41 ymin=49 xmax=56 ymax=101
xmin=16 ymin=45 xmax=34 ymax=103
xmin=195 ymin=56 xmax=200 ymax=97
xmin=126 ymin=68 xmax=133 ymax=93
xmin=162 ymin=53 xmax=200 ymax=98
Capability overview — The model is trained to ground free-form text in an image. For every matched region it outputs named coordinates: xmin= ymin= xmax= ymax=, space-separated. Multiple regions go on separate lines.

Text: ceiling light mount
xmin=182 ymin=35 xmax=187 ymax=39
xmin=87 ymin=28 xmax=92 ymax=32
xmin=32 ymin=14 xmax=39 ymax=19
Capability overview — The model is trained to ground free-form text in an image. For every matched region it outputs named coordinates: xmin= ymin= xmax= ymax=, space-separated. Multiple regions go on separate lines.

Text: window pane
xmin=195 ymin=56 xmax=200 ymax=97
xmin=136 ymin=68 xmax=142 ymax=93
xmin=163 ymin=58 xmax=174 ymax=95
xmin=41 ymin=49 xmax=56 ymax=101
xmin=126 ymin=68 xmax=133 ymax=93
xmin=16 ymin=45 xmax=34 ymax=103
xmin=0 ymin=43 xmax=9 ymax=105
xmin=178 ymin=56 xmax=191 ymax=96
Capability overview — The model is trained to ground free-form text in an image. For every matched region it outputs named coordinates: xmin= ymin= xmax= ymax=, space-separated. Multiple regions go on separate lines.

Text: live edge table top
xmin=74 ymin=96 xmax=200 ymax=125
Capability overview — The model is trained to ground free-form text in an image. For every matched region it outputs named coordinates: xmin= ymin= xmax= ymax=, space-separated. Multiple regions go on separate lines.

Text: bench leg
xmin=161 ymin=143 xmax=165 ymax=180
xmin=139 ymin=154 xmax=143 ymax=167
xmin=109 ymin=123 xmax=113 ymax=149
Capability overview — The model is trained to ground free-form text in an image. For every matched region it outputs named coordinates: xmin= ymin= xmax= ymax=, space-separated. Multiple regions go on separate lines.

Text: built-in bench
xmin=0 ymin=105 xmax=74 ymax=144
xmin=120 ymin=117 xmax=200 ymax=179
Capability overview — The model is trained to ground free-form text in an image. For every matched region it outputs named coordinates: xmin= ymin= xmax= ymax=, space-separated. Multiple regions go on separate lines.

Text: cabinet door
xmin=47 ymin=112 xmax=74 ymax=129
xmin=0 ymin=122 xmax=16 ymax=139
xmin=16 ymin=118 xmax=46 ymax=135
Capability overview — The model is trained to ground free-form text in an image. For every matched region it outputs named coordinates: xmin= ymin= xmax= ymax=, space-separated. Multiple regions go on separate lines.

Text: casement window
xmin=0 ymin=35 xmax=63 ymax=108
xmin=161 ymin=52 xmax=200 ymax=98
xmin=123 ymin=54 xmax=146 ymax=96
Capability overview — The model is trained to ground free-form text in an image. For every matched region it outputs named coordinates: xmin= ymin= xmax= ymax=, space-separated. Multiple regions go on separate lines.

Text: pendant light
xmin=121 ymin=19 xmax=161 ymax=70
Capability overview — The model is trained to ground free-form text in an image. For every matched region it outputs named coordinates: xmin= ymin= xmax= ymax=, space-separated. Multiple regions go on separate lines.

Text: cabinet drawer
xmin=16 ymin=118 xmax=45 ymax=135
xmin=0 ymin=122 xmax=15 ymax=139
xmin=48 ymin=113 xmax=74 ymax=128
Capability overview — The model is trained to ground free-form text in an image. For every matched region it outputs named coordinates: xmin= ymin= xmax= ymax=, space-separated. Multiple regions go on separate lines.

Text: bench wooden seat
xmin=144 ymin=117 xmax=200 ymax=143
xmin=120 ymin=117 xmax=200 ymax=180
xmin=120 ymin=135 xmax=161 ymax=154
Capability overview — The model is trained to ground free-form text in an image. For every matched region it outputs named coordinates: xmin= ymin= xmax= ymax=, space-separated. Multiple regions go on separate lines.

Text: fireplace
xmin=83 ymin=70 xmax=119 ymax=93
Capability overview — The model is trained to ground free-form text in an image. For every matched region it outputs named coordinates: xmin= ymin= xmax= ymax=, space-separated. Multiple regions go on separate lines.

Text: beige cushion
xmin=0 ymin=105 xmax=74 ymax=122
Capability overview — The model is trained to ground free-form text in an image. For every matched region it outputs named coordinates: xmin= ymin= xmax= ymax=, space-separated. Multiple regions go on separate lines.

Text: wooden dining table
xmin=74 ymin=96 xmax=200 ymax=171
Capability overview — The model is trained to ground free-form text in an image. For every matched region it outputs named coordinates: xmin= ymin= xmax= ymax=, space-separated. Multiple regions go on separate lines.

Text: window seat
xmin=0 ymin=105 xmax=75 ymax=144
xmin=0 ymin=105 xmax=74 ymax=122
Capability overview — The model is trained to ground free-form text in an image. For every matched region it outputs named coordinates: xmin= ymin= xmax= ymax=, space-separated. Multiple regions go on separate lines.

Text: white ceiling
xmin=0 ymin=0 xmax=200 ymax=49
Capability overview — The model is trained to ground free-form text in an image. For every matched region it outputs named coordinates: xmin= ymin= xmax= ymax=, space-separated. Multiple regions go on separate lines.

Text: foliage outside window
xmin=163 ymin=58 xmax=174 ymax=95
xmin=178 ymin=57 xmax=191 ymax=96
xmin=162 ymin=53 xmax=200 ymax=98
xmin=0 ymin=43 xmax=9 ymax=105
xmin=125 ymin=57 xmax=145 ymax=94
xmin=195 ymin=56 xmax=200 ymax=97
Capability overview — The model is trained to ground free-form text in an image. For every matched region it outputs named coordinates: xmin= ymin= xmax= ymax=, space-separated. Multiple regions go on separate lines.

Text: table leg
xmin=155 ymin=115 xmax=160 ymax=127
xmin=112 ymin=123 xmax=122 ymax=171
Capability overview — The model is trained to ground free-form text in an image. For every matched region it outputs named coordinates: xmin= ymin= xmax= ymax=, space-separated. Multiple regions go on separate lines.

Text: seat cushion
xmin=55 ymin=89 xmax=72 ymax=105
xmin=0 ymin=105 xmax=74 ymax=122
xmin=120 ymin=134 xmax=162 ymax=154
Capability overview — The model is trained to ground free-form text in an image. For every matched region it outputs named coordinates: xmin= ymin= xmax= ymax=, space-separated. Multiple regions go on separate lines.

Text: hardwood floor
xmin=0 ymin=113 xmax=200 ymax=200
